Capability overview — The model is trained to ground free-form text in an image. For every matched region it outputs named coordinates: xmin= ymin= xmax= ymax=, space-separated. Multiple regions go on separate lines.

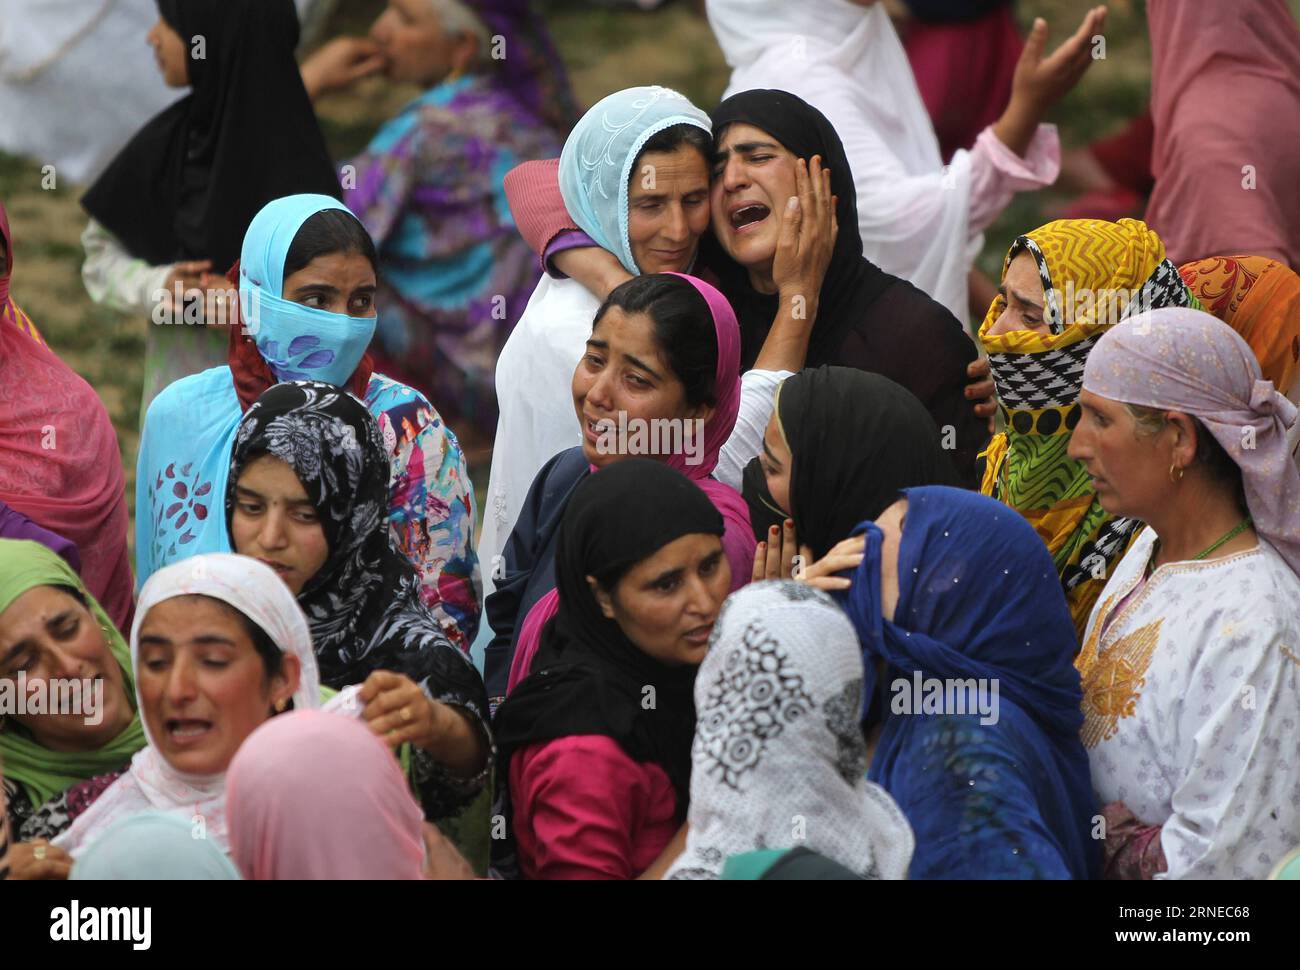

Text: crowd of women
xmin=2 ymin=0 xmax=1299 ymax=881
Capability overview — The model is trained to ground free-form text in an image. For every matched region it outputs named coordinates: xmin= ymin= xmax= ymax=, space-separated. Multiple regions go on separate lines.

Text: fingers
xmin=974 ymin=400 xmax=998 ymax=418
xmin=827 ymin=534 xmax=867 ymax=559
xmin=1021 ymin=16 xmax=1048 ymax=66
xmin=967 ymin=357 xmax=991 ymax=380
xmin=803 ymin=576 xmax=853 ymax=592
xmin=752 ymin=540 xmax=766 ymax=584
xmin=964 ymin=378 xmax=995 ymax=401
xmin=764 ymin=525 xmax=783 ymax=579
xmin=779 ymin=519 xmax=798 ymax=578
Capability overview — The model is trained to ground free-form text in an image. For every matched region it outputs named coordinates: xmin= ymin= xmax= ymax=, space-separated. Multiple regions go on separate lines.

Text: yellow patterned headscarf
xmin=978 ymin=218 xmax=1199 ymax=640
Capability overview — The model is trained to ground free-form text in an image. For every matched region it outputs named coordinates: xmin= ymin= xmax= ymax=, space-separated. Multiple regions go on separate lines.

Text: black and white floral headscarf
xmin=225 ymin=381 xmax=487 ymax=721
xmin=665 ymin=581 xmax=915 ymax=880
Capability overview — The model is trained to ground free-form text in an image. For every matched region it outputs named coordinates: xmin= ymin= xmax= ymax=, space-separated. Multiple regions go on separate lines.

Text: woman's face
xmin=146 ymin=17 xmax=190 ymax=88
xmin=709 ymin=122 xmax=800 ymax=278
xmin=590 ymin=533 xmax=730 ymax=667
xmin=572 ymin=305 xmax=715 ymax=469
xmin=627 ymin=146 xmax=711 ymax=275
xmin=136 ymin=596 xmax=298 ymax=777
xmin=758 ymin=410 xmax=793 ymax=514
xmin=282 ymin=252 xmax=377 ymax=317
xmin=986 ymin=251 xmax=1050 ymax=337
xmin=0 ymin=587 xmax=133 ymax=752
xmin=370 ymin=0 xmax=476 ymax=86
xmin=874 ymin=499 xmax=907 ymax=623
xmin=1068 ymin=390 xmax=1178 ymax=520
xmin=231 ymin=455 xmax=330 ymax=595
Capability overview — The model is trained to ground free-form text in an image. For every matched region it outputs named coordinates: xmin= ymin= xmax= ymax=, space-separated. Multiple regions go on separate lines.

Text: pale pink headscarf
xmin=1082 ymin=307 xmax=1300 ymax=576
xmin=226 ymin=710 xmax=425 ymax=880
xmin=507 ymin=273 xmax=752 ymax=694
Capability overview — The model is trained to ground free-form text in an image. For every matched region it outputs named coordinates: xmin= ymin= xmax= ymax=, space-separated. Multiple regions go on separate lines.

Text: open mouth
xmin=729 ymin=204 xmax=771 ymax=232
xmin=683 ymin=624 xmax=714 ymax=645
xmin=257 ymin=558 xmax=292 ymax=577
xmin=165 ymin=718 xmax=213 ymax=745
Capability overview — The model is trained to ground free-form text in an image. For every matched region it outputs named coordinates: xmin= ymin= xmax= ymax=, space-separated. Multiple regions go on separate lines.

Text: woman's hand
xmin=752 ymin=518 xmax=804 ymax=582
xmin=360 ymin=670 xmax=441 ymax=751
xmin=5 ymin=839 xmax=72 ymax=880
xmin=771 ymin=155 xmax=838 ymax=304
xmin=301 ymin=37 xmax=386 ymax=101
xmin=994 ymin=6 xmax=1108 ymax=156
xmin=965 ymin=357 xmax=997 ymax=434
xmin=796 ymin=535 xmax=865 ymax=592
xmin=360 ymin=670 xmax=488 ymax=778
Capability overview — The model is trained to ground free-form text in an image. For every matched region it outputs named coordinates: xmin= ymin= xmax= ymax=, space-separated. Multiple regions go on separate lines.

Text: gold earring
xmin=274 ymin=698 xmax=288 ymax=713
xmin=1169 ymin=463 xmax=1185 ymax=483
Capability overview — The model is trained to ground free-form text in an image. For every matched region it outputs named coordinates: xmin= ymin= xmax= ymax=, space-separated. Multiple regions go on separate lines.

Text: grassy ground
xmin=5 ymin=0 xmax=1260 ymax=552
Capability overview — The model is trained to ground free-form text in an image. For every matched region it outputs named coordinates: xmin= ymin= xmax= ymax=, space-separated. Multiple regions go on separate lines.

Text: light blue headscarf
xmin=558 ymin=86 xmax=711 ymax=275
xmin=134 ymin=194 xmax=378 ymax=590
xmin=70 ymin=812 xmax=242 ymax=880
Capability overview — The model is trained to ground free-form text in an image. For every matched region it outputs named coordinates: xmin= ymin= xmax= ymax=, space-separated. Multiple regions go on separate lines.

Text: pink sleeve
xmin=515 ymin=736 xmax=658 ymax=880
xmin=506 ymin=588 xmax=558 ymax=695
xmin=967 ymin=124 xmax=1061 ymax=235
xmin=504 ymin=158 xmax=580 ymax=267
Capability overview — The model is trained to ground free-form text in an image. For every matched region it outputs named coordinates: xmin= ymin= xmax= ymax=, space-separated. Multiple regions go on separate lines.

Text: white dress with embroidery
xmin=1078 ymin=528 xmax=1300 ymax=879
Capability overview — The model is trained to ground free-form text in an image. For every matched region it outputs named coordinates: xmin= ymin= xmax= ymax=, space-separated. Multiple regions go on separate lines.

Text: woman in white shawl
xmin=665 ymin=581 xmax=915 ymax=880
xmin=54 ymin=553 xmax=329 ymax=857
xmin=705 ymin=0 xmax=1105 ymax=322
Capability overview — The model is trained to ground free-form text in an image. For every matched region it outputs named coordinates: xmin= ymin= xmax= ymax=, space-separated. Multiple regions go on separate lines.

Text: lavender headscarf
xmin=1081 ymin=307 xmax=1300 ymax=576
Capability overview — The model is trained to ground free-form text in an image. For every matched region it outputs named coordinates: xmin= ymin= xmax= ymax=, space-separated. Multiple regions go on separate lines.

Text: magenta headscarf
xmin=507 ymin=273 xmax=752 ymax=693
xmin=0 ymin=200 xmax=135 ymax=631
xmin=1082 ymin=307 xmax=1300 ymax=576
xmin=226 ymin=710 xmax=425 ymax=880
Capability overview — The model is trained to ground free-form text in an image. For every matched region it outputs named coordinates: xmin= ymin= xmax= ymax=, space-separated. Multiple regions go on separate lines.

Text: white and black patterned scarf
xmin=666 ymin=581 xmax=915 ymax=880
xmin=225 ymin=381 xmax=486 ymax=723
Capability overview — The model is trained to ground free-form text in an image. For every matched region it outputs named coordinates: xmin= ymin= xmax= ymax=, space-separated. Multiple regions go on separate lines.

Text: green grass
xmin=5 ymin=0 xmax=1168 ymax=551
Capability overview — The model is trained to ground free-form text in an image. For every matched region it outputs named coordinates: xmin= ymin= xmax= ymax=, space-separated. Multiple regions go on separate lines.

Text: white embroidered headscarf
xmin=666 ymin=580 xmax=915 ymax=880
xmin=54 ymin=554 xmax=323 ymax=856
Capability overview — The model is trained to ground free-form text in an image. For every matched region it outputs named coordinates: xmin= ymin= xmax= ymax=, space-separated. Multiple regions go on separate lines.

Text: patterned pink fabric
xmin=510 ymin=734 xmax=678 ymax=879
xmin=0 ymin=201 xmax=134 ymax=631
xmin=1082 ymin=307 xmax=1300 ymax=576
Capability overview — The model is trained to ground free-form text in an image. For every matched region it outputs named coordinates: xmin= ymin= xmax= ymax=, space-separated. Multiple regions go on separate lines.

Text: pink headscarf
xmin=507 ymin=273 xmax=752 ymax=694
xmin=1082 ymin=307 xmax=1300 ymax=576
xmin=226 ymin=710 xmax=425 ymax=880
xmin=0 ymin=200 xmax=135 ymax=631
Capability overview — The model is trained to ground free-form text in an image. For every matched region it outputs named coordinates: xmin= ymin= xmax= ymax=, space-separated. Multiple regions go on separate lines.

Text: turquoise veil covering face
xmin=558 ymin=86 xmax=711 ymax=275
xmin=134 ymin=194 xmax=377 ymax=589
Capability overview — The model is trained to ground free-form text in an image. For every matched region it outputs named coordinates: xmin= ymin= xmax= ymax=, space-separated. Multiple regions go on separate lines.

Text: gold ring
xmin=33 ymin=844 xmax=47 ymax=861
xmin=401 ymin=705 xmax=413 ymax=723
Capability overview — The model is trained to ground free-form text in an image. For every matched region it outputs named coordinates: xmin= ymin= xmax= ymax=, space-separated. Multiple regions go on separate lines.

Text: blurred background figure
xmin=301 ymin=0 xmax=578 ymax=445
xmin=0 ymin=0 xmax=326 ymax=185
xmin=78 ymin=0 xmax=343 ymax=416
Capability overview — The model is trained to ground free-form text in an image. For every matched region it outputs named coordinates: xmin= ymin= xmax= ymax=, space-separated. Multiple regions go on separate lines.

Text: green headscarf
xmin=0 ymin=540 xmax=145 ymax=807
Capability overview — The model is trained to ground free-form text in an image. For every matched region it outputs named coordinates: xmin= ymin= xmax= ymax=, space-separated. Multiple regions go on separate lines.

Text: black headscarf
xmin=225 ymin=381 xmax=487 ymax=726
xmin=82 ymin=0 xmax=341 ymax=271
xmin=493 ymin=459 xmax=725 ymax=818
xmin=742 ymin=367 xmax=959 ymax=560
xmin=703 ymin=90 xmax=986 ymax=485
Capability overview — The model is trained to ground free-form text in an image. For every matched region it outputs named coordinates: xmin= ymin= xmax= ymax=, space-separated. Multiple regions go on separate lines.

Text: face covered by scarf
xmin=81 ymin=0 xmax=341 ymax=270
xmin=136 ymin=194 xmax=379 ymax=582
xmin=227 ymin=709 xmax=425 ymax=880
xmin=53 ymin=553 xmax=322 ymax=857
xmin=836 ymin=486 xmax=1099 ymax=880
xmin=558 ymin=86 xmax=712 ymax=275
xmin=0 ymin=540 xmax=146 ymax=809
xmin=979 ymin=218 xmax=1199 ymax=638
xmin=493 ymin=459 xmax=725 ymax=818
xmin=226 ymin=381 xmax=488 ymax=726
xmin=1082 ymin=308 xmax=1300 ymax=578
xmin=742 ymin=366 xmax=958 ymax=557
xmin=665 ymin=580 xmax=915 ymax=881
